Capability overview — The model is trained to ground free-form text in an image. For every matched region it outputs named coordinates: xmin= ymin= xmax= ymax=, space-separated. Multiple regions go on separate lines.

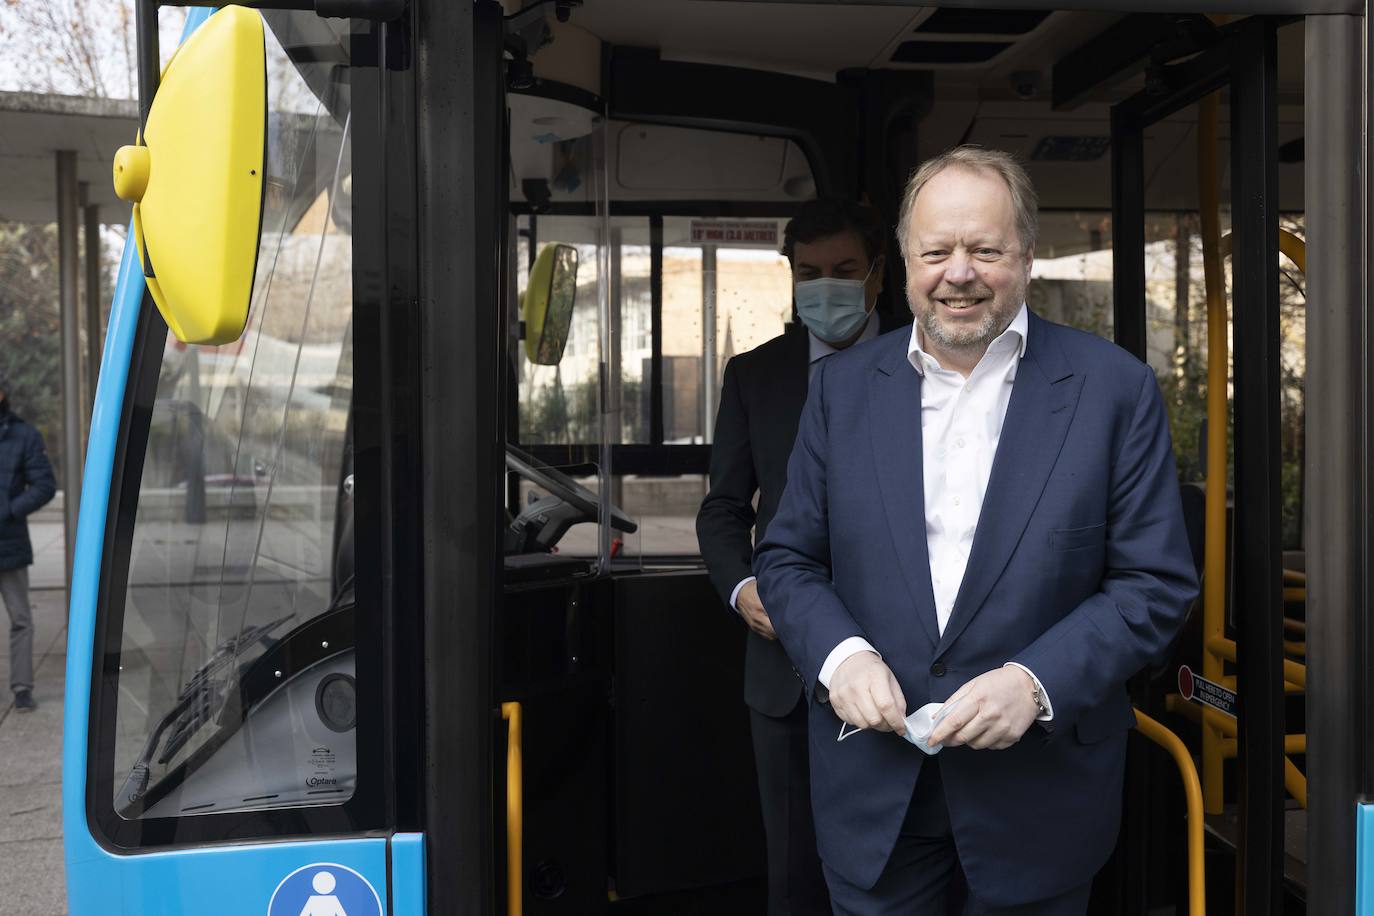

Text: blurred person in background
xmin=0 ymin=369 xmax=56 ymax=712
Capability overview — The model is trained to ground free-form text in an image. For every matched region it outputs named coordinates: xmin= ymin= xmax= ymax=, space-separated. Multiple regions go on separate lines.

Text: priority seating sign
xmin=268 ymin=863 xmax=383 ymax=916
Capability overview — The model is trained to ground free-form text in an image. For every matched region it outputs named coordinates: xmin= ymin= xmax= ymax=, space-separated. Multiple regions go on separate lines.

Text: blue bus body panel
xmin=61 ymin=216 xmax=156 ymax=912
xmin=391 ymin=833 xmax=427 ymax=915
xmin=1359 ymin=804 xmax=1374 ymax=915
xmin=72 ymin=837 xmax=389 ymax=915
xmin=62 ymin=11 xmax=413 ymax=914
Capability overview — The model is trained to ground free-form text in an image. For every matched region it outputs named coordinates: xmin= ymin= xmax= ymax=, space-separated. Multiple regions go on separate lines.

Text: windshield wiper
xmin=115 ymin=615 xmax=292 ymax=813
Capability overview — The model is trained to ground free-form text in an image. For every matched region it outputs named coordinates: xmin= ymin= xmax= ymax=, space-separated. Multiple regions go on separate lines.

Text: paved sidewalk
xmin=27 ymin=516 xmax=65 ymax=593
xmin=0 ymin=583 xmax=69 ymax=915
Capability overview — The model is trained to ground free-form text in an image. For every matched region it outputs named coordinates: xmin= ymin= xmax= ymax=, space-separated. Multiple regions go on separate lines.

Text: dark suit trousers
xmin=822 ymin=760 xmax=1091 ymax=916
xmin=750 ymin=699 xmax=831 ymax=916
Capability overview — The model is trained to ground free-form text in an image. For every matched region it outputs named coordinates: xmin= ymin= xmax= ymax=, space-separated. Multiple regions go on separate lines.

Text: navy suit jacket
xmin=754 ymin=312 xmax=1198 ymax=906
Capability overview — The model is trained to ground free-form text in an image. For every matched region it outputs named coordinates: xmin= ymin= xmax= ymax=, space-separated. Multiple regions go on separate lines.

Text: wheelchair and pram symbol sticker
xmin=268 ymin=863 xmax=383 ymax=916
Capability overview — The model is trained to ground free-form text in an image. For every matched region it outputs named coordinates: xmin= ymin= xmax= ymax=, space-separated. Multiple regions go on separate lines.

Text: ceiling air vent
xmin=914 ymin=9 xmax=1052 ymax=36
xmin=891 ymin=41 xmax=1012 ymax=65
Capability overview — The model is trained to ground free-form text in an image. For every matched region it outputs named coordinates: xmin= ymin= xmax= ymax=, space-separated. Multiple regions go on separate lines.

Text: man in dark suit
xmin=697 ymin=199 xmax=908 ymax=916
xmin=754 ymin=148 xmax=1198 ymax=915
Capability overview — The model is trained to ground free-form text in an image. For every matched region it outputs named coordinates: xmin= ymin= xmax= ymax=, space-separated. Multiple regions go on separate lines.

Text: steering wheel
xmin=506 ymin=445 xmax=637 ymax=553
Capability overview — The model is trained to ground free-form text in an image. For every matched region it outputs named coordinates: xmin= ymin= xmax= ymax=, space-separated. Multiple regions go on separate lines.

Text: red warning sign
xmin=689 ymin=220 xmax=779 ymax=246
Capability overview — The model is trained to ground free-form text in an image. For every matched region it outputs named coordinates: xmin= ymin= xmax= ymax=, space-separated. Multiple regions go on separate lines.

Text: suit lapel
xmin=868 ymin=340 xmax=941 ymax=648
xmin=935 ymin=315 xmax=1083 ymax=657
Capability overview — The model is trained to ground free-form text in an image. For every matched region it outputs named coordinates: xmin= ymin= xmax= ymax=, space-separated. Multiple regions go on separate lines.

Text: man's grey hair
xmin=896 ymin=145 xmax=1039 ymax=261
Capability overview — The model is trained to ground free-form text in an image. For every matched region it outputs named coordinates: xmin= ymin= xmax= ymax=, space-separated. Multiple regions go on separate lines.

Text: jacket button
xmin=930 ymin=662 xmax=946 ymax=677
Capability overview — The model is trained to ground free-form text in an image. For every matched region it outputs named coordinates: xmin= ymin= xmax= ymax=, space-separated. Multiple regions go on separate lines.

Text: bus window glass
xmin=1029 ymin=211 xmax=1114 ymax=338
xmin=108 ymin=19 xmax=354 ymax=821
xmin=1276 ymin=214 xmax=1305 ymax=550
xmin=1130 ymin=106 xmax=1234 ymax=497
xmin=661 ymin=216 xmax=792 ymax=446
xmin=661 ymin=242 xmax=705 ymax=444
xmin=611 ymin=221 xmax=651 ymax=444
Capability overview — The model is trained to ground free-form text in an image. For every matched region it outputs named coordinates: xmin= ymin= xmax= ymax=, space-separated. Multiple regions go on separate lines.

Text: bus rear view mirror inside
xmin=522 ymin=242 xmax=578 ymax=366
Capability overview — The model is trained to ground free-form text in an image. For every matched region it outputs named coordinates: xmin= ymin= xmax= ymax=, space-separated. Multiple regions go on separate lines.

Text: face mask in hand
xmin=794 ymin=263 xmax=875 ymax=344
xmin=837 ymin=699 xmax=963 ymax=756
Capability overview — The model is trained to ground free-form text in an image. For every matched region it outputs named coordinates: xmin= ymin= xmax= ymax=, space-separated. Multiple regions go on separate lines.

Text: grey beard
xmin=920 ymin=305 xmax=1006 ymax=352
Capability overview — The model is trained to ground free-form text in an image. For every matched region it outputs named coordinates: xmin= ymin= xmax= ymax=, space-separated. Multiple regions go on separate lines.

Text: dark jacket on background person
xmin=0 ymin=402 xmax=57 ymax=570
xmin=697 ymin=313 xmax=908 ymax=715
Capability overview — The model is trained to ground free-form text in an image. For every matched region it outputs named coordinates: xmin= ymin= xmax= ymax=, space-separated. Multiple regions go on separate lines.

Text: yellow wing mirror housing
xmin=522 ymin=243 xmax=579 ymax=365
xmin=112 ymin=5 xmax=266 ymax=345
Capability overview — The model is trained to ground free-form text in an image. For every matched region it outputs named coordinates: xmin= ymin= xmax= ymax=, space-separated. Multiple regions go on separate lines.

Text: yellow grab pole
xmin=1197 ymin=90 xmax=1227 ymax=816
xmin=1205 ymin=637 xmax=1306 ymax=689
xmin=502 ymin=702 xmax=524 ymax=916
xmin=1134 ymin=709 xmax=1207 ymax=916
xmin=1219 ymin=228 xmax=1307 ymax=276
xmin=1283 ymin=755 xmax=1308 ymax=808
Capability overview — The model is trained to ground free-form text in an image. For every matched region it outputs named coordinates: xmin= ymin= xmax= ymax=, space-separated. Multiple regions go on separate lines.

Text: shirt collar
xmin=808 ymin=308 xmax=881 ymax=363
xmin=906 ymin=303 xmax=1029 ymax=376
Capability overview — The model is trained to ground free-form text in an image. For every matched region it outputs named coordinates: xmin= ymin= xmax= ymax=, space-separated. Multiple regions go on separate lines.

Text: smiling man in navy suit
xmin=754 ymin=146 xmax=1198 ymax=915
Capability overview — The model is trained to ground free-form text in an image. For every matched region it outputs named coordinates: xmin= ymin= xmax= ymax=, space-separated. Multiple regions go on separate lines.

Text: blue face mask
xmin=794 ymin=263 xmax=875 ymax=344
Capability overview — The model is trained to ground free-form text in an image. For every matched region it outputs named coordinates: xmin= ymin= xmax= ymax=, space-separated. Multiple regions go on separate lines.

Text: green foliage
xmin=519 ymin=374 xmax=646 ymax=445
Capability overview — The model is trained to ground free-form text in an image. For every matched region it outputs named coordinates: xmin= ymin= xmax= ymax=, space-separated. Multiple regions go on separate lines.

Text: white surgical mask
xmin=794 ymin=263 xmax=875 ymax=344
xmin=837 ymin=699 xmax=962 ymax=756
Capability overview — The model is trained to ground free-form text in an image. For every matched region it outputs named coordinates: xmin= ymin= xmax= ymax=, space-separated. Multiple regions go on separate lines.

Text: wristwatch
xmin=1029 ymin=677 xmax=1049 ymax=718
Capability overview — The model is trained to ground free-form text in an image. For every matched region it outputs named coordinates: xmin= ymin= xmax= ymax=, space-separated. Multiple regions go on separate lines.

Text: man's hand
xmin=735 ymin=580 xmax=776 ymax=640
xmin=829 ymin=652 xmax=908 ymax=734
xmin=928 ymin=667 xmax=1039 ymax=750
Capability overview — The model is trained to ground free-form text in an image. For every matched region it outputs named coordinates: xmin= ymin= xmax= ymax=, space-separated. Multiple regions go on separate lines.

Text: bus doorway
xmin=476 ymin=4 xmax=1330 ymax=915
xmin=62 ymin=3 xmax=1367 ymax=916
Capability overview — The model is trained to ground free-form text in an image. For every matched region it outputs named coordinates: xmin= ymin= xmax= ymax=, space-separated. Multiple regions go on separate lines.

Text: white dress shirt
xmin=730 ymin=309 xmax=882 ymax=611
xmin=816 ymin=304 xmax=1052 ymax=719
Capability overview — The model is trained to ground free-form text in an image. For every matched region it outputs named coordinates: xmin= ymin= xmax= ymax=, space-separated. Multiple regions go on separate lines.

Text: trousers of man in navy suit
xmin=755 ymin=312 xmax=1198 ymax=912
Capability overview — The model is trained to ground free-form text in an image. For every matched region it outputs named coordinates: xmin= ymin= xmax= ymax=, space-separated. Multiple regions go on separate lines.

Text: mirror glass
xmin=533 ymin=243 xmax=578 ymax=364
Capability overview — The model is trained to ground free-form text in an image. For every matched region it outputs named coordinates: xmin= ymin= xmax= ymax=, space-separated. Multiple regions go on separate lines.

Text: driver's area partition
xmin=497 ymin=567 xmax=765 ymax=914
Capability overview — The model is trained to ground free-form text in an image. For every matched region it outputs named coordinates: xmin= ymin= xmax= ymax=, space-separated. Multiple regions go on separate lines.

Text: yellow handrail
xmin=1197 ymin=90 xmax=1228 ymax=816
xmin=1163 ymin=694 xmax=1308 ymax=806
xmin=1134 ymin=709 xmax=1206 ymax=916
xmin=1218 ymin=227 xmax=1307 ymax=275
xmin=502 ymin=701 xmax=524 ymax=916
xmin=1283 ymin=756 xmax=1308 ymax=808
xmin=1205 ymin=637 xmax=1306 ymax=690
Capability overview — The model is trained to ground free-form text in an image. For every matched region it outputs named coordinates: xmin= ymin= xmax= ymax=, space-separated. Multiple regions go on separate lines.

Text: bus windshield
xmin=105 ymin=11 xmax=355 ymax=821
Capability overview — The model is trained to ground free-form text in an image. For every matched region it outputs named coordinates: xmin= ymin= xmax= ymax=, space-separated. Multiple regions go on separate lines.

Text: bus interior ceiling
xmin=495 ymin=3 xmax=1310 ymax=913
xmin=506 ymin=5 xmax=1306 ymax=227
